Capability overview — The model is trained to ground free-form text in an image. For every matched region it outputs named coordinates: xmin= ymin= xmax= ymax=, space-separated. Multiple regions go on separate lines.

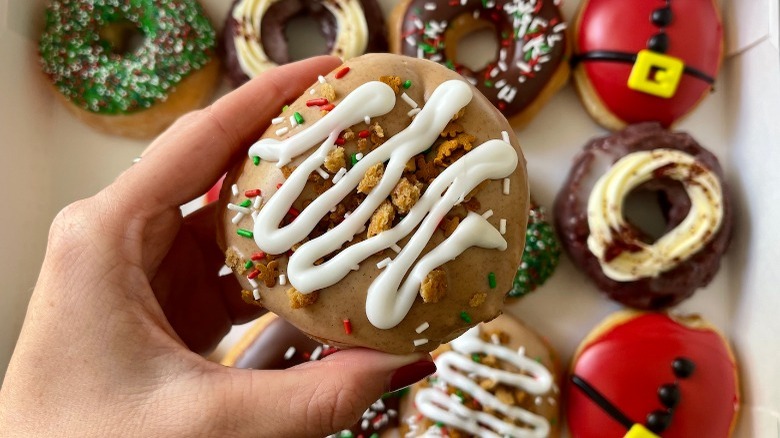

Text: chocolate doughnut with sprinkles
xmin=39 ymin=0 xmax=219 ymax=139
xmin=222 ymin=0 xmax=387 ymax=88
xmin=220 ymin=313 xmax=402 ymax=438
xmin=389 ymin=0 xmax=570 ymax=127
xmin=566 ymin=311 xmax=740 ymax=438
xmin=554 ymin=123 xmax=732 ymax=309
xmin=400 ymin=314 xmax=562 ymax=437
xmin=217 ymin=53 xmax=529 ymax=354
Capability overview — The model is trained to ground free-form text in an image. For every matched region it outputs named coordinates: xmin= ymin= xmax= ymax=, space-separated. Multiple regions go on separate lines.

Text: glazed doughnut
xmin=220 ymin=313 xmax=400 ymax=437
xmin=508 ymin=199 xmax=561 ymax=299
xmin=39 ymin=0 xmax=219 ymax=139
xmin=566 ymin=311 xmax=739 ymax=437
xmin=218 ymin=53 xmax=529 ymax=354
xmin=571 ymin=0 xmax=723 ymax=130
xmin=554 ymin=123 xmax=732 ymax=309
xmin=389 ymin=0 xmax=570 ymax=126
xmin=400 ymin=314 xmax=561 ymax=437
xmin=223 ymin=0 xmax=387 ymax=87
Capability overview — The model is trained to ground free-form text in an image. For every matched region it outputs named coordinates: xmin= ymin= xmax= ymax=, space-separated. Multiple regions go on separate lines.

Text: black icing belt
xmin=571 ymin=50 xmax=716 ymax=85
xmin=571 ymin=375 xmax=636 ymax=430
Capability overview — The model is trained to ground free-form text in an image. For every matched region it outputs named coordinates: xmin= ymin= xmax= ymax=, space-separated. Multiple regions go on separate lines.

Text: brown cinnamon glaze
xmin=554 ymin=123 xmax=732 ymax=309
xmin=222 ymin=0 xmax=387 ymax=88
xmin=395 ymin=0 xmax=567 ymax=119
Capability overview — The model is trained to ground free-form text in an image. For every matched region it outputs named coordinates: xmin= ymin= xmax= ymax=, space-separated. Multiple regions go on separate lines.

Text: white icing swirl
xmin=587 ymin=149 xmax=724 ymax=281
xmin=248 ymin=80 xmax=518 ymax=328
xmin=414 ymin=327 xmax=553 ymax=438
xmin=232 ymin=0 xmax=369 ymax=77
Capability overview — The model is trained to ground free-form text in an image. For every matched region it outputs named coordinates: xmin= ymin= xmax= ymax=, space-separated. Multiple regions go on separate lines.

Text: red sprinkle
xmin=244 ymin=189 xmax=262 ymax=197
xmin=343 ymin=319 xmax=353 ymax=335
xmin=335 ymin=137 xmax=346 ymax=146
xmin=303 ymin=352 xmax=311 ymax=360
xmin=288 ymin=207 xmax=300 ymax=217
xmin=276 ymin=183 xmax=283 ymax=189
xmin=306 ymin=98 xmax=329 ymax=107
xmin=247 ymin=269 xmax=260 ymax=280
xmin=321 ymin=103 xmax=335 ymax=111
xmin=358 ymin=129 xmax=370 ymax=138
xmin=321 ymin=347 xmax=339 ymax=358
xmin=251 ymin=251 xmax=266 ymax=261
xmin=335 ymin=67 xmax=351 ymax=79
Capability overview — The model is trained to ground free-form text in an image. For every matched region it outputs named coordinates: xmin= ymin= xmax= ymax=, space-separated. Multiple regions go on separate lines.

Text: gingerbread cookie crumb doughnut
xmin=220 ymin=313 xmax=401 ymax=438
xmin=389 ymin=0 xmax=570 ymax=127
xmin=400 ymin=314 xmax=561 ymax=437
xmin=218 ymin=53 xmax=529 ymax=354
xmin=571 ymin=0 xmax=724 ymax=130
xmin=566 ymin=311 xmax=739 ymax=437
xmin=39 ymin=0 xmax=219 ymax=139
xmin=554 ymin=123 xmax=732 ymax=309
xmin=508 ymin=199 xmax=561 ymax=299
xmin=223 ymin=0 xmax=387 ymax=87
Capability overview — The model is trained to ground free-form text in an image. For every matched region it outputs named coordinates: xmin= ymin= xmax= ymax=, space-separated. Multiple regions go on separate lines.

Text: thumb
xmin=209 ymin=349 xmax=435 ymax=437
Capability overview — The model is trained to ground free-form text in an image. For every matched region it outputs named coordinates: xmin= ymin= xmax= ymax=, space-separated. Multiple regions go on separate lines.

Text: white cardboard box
xmin=0 ymin=0 xmax=777 ymax=435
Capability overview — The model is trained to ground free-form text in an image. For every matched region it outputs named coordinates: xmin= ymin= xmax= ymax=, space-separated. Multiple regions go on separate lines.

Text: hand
xmin=0 ymin=57 xmax=435 ymax=437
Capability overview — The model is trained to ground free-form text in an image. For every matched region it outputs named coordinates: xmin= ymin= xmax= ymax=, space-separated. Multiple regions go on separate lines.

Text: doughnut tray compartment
xmin=0 ymin=0 xmax=777 ymax=435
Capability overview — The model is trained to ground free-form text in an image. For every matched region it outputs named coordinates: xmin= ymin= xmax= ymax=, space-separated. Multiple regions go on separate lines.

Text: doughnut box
xmin=1 ymin=0 xmax=778 ymax=436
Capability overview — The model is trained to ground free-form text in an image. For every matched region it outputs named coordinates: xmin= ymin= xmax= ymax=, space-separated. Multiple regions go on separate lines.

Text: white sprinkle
xmin=413 ymin=338 xmax=429 ymax=347
xmin=401 ymin=92 xmax=419 ymax=108
xmin=517 ymin=61 xmax=531 ymax=73
xmin=482 ymin=209 xmax=494 ymax=219
xmin=500 ymin=219 xmax=507 ymax=235
xmin=290 ymin=115 xmax=298 ymax=128
xmin=405 ymin=35 xmax=417 ymax=46
xmin=388 ymin=409 xmax=397 ymax=417
xmin=473 ymin=9 xmax=479 ymax=19
xmin=231 ymin=212 xmax=245 ymax=224
xmin=424 ymin=2 xmax=436 ymax=10
xmin=535 ymin=396 xmax=543 ymax=406
xmin=503 ymin=178 xmax=511 ymax=195
xmin=316 ymin=167 xmax=330 ymax=179
xmin=466 ymin=76 xmax=478 ymax=86
xmin=497 ymin=84 xmax=518 ymax=103
xmin=252 ymin=289 xmax=261 ymax=300
xmin=253 ymin=196 xmax=263 ymax=209
xmin=248 ymin=277 xmax=259 ymax=288
xmin=417 ymin=46 xmax=424 ymax=59
xmin=227 ymin=203 xmax=251 ymax=214
xmin=310 ymin=346 xmax=323 ymax=361
xmin=377 ymin=257 xmax=392 ymax=270
xmin=391 ymin=244 xmax=402 ymax=253
xmin=490 ymin=67 xmax=499 ymax=78
xmin=309 ymin=88 xmax=316 ymax=95
xmin=518 ymin=346 xmax=526 ymax=357
xmin=372 ymin=399 xmax=386 ymax=411
xmin=415 ymin=322 xmax=430 ymax=333
xmin=450 ymin=393 xmax=463 ymax=403
xmin=498 ymin=61 xmax=508 ymax=72
xmin=272 ymin=117 xmax=284 ymax=125
xmin=318 ymin=75 xmax=326 ymax=84
xmin=364 ymin=115 xmax=371 ymax=125
xmin=284 ymin=346 xmax=296 ymax=360
xmin=554 ymin=23 xmax=567 ymax=33
xmin=361 ymin=419 xmax=370 ymax=430
xmin=132 ymin=156 xmax=142 ymax=164
xmin=495 ymin=79 xmax=507 ymax=89
xmin=279 ymin=274 xmax=287 ymax=286
xmin=548 ymin=397 xmax=557 ymax=406
xmin=430 ymin=54 xmax=443 ymax=62
xmin=501 ymin=131 xmax=511 ymax=143
xmin=414 ymin=18 xmax=424 ymax=29
xmin=332 ymin=167 xmax=347 ymax=184
xmin=490 ymin=333 xmax=501 ymax=345
xmin=499 ymin=48 xmax=507 ymax=62
xmin=275 ymin=127 xmax=289 ymax=136
xmin=355 ymin=153 xmax=364 ymax=161
xmin=231 ymin=184 xmax=239 ymax=196
xmin=408 ymin=108 xmax=421 ymax=117
xmin=218 ymin=265 xmax=232 ymax=277
xmin=344 ymin=211 xmax=351 ymax=219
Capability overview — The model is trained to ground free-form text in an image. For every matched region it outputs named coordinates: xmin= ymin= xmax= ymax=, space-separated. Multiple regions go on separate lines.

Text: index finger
xmin=114 ymin=56 xmax=342 ymax=216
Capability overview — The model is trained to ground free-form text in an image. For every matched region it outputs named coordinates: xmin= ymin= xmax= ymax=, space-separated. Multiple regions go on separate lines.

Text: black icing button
xmin=651 ymin=7 xmax=674 ymax=27
xmin=648 ymin=32 xmax=670 ymax=53
xmin=658 ymin=383 xmax=681 ymax=408
xmin=646 ymin=409 xmax=673 ymax=433
xmin=672 ymin=357 xmax=696 ymax=378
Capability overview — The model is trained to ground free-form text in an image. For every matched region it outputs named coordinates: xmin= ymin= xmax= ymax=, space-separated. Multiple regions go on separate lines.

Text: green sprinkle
xmin=239 ymin=199 xmax=252 ymax=208
xmin=435 ymin=422 xmax=445 ymax=428
xmin=339 ymin=432 xmax=353 ymax=438
xmin=471 ymin=353 xmax=481 ymax=362
xmin=237 ymin=229 xmax=254 ymax=238
xmin=455 ymin=389 xmax=464 ymax=398
xmin=350 ymin=153 xmax=358 ymax=166
xmin=402 ymin=79 xmax=412 ymax=89
xmin=294 ymin=112 xmax=304 ymax=124
xmin=460 ymin=311 xmax=472 ymax=323
xmin=370 ymin=434 xmax=379 ymax=438
xmin=488 ymin=272 xmax=497 ymax=289
xmin=445 ymin=60 xmax=456 ymax=70
xmin=420 ymin=42 xmax=437 ymax=54
xmin=253 ymin=156 xmax=261 ymax=166
xmin=481 ymin=0 xmax=488 ymax=6
xmin=244 ymin=260 xmax=254 ymax=269
xmin=550 ymin=417 xmax=558 ymax=426
xmin=484 ymin=80 xmax=494 ymax=88
xmin=282 ymin=105 xmax=289 ymax=112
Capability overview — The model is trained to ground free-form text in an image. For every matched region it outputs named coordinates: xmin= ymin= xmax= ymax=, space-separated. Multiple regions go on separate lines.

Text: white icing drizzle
xmin=587 ymin=149 xmax=724 ymax=281
xmin=231 ymin=0 xmax=369 ymax=77
xmin=248 ymin=80 xmax=517 ymax=328
xmin=415 ymin=327 xmax=553 ymax=438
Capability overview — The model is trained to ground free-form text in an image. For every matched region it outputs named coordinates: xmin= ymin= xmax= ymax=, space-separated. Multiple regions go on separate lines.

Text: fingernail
xmin=387 ymin=360 xmax=437 ymax=392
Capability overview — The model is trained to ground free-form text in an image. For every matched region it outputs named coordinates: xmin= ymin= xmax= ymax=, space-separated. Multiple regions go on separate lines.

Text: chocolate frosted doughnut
xmin=554 ymin=123 xmax=732 ymax=309
xmin=389 ymin=0 xmax=570 ymax=126
xmin=223 ymin=0 xmax=387 ymax=87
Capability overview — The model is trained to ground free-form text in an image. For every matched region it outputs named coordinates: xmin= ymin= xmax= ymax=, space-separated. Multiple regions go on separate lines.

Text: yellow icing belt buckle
xmin=628 ymin=49 xmax=685 ymax=98
xmin=624 ymin=423 xmax=661 ymax=438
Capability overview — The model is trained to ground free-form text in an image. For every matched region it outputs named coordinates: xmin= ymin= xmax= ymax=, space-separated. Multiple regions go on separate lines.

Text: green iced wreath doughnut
xmin=508 ymin=200 xmax=561 ymax=299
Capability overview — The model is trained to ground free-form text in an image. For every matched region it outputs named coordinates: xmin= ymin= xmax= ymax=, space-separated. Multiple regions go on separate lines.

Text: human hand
xmin=0 ymin=56 xmax=435 ymax=437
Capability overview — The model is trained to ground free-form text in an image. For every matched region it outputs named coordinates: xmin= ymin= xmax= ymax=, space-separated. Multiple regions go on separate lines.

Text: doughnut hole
xmin=285 ymin=15 xmax=330 ymax=61
xmin=622 ymin=180 xmax=691 ymax=244
xmin=261 ymin=0 xmax=336 ymax=64
xmin=444 ymin=16 xmax=499 ymax=73
xmin=98 ymin=21 xmax=145 ymax=56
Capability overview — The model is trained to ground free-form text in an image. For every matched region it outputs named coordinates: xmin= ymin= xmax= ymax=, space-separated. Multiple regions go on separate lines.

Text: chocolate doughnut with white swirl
xmin=218 ymin=53 xmax=529 ymax=354
xmin=554 ymin=123 xmax=732 ymax=309
xmin=223 ymin=0 xmax=387 ymax=87
xmin=400 ymin=314 xmax=562 ymax=437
